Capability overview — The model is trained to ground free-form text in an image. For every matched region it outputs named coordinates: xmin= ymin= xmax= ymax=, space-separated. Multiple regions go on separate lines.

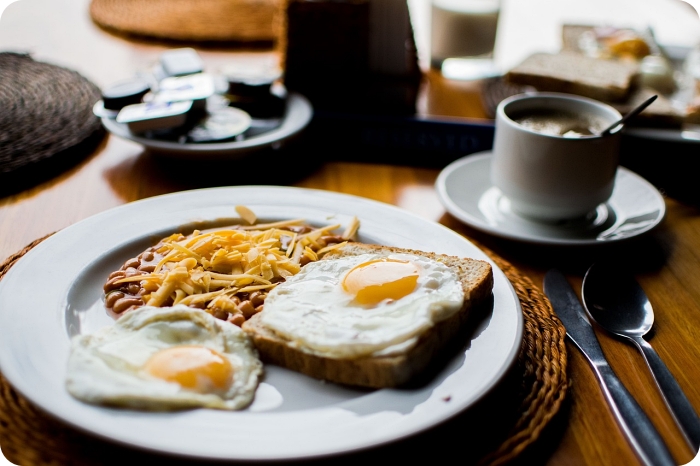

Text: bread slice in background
xmin=505 ymin=24 xmax=689 ymax=128
xmin=612 ymin=87 xmax=685 ymax=128
xmin=242 ymin=242 xmax=494 ymax=388
xmin=505 ymin=51 xmax=639 ymax=102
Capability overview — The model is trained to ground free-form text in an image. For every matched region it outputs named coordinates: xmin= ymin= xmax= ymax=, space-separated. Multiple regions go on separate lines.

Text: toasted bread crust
xmin=506 ymin=52 xmax=638 ymax=102
xmin=242 ymin=243 xmax=494 ymax=388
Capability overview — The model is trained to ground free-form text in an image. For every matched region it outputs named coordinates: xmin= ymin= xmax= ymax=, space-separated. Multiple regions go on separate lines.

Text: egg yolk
xmin=342 ymin=259 xmax=419 ymax=305
xmin=143 ymin=346 xmax=233 ymax=394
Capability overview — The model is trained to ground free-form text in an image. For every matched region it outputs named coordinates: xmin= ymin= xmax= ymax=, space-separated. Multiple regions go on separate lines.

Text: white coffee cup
xmin=490 ymin=92 xmax=623 ymax=222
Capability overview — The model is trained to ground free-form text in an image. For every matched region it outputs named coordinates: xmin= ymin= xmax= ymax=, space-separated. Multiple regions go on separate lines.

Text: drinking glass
xmin=430 ymin=0 xmax=501 ymax=80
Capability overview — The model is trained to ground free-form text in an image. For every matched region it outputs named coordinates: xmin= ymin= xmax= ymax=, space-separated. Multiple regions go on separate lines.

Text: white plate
xmin=100 ymin=93 xmax=313 ymax=159
xmin=436 ymin=152 xmax=666 ymax=246
xmin=0 ymin=186 xmax=523 ymax=461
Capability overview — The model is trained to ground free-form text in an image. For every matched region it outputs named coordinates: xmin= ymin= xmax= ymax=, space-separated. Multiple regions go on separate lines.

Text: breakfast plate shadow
xmin=435 ymin=152 xmax=666 ymax=247
xmin=0 ymin=186 xmax=523 ymax=462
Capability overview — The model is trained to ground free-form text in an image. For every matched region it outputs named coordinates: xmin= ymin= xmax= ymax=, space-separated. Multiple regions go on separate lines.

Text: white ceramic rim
xmin=0 ymin=186 xmax=523 ymax=461
xmin=496 ymin=91 xmax=623 ymax=139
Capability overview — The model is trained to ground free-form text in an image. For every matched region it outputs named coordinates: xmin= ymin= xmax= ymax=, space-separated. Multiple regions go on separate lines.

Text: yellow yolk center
xmin=342 ymin=259 xmax=419 ymax=305
xmin=143 ymin=346 xmax=233 ymax=394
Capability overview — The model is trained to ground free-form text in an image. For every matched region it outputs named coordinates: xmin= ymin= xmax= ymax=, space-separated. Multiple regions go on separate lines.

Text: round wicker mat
xmin=0 ymin=53 xmax=104 ymax=193
xmin=0 ymin=234 xmax=568 ymax=466
xmin=89 ymin=0 xmax=282 ymax=43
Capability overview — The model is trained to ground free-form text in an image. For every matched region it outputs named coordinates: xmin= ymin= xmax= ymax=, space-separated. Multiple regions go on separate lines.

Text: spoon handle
xmin=633 ymin=336 xmax=700 ymax=453
xmin=600 ymin=94 xmax=658 ymax=136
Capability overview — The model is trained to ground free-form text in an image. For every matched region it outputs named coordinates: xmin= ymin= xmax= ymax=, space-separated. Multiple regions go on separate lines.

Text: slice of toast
xmin=505 ymin=51 xmax=639 ymax=102
xmin=611 ymin=87 xmax=685 ymax=128
xmin=241 ymin=242 xmax=494 ymax=388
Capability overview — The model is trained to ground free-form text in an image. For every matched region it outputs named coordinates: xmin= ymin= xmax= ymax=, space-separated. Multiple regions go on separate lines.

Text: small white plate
xmin=0 ymin=186 xmax=522 ymax=462
xmin=100 ymin=92 xmax=313 ymax=159
xmin=436 ymin=152 xmax=666 ymax=246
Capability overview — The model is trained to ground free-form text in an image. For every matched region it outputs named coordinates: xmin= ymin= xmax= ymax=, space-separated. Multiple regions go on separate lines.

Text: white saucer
xmin=435 ymin=152 xmax=666 ymax=246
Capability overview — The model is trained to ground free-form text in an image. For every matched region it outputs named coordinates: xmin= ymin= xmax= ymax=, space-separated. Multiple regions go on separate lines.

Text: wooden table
xmin=1 ymin=0 xmax=699 ymax=465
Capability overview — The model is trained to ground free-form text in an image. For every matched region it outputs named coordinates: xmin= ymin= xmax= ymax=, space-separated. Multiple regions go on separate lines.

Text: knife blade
xmin=543 ymin=269 xmax=676 ymax=466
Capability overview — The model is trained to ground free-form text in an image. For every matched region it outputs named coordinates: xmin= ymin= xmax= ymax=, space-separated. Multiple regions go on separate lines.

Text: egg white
xmin=66 ymin=305 xmax=263 ymax=411
xmin=259 ymin=253 xmax=465 ymax=359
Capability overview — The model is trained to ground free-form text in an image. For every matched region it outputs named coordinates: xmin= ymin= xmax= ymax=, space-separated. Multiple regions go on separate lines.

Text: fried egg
xmin=66 ymin=305 xmax=262 ymax=410
xmin=258 ymin=252 xmax=465 ymax=359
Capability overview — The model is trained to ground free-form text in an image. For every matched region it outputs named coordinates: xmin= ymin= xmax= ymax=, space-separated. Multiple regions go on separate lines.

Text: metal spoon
xmin=582 ymin=262 xmax=700 ymax=453
xmin=599 ymin=94 xmax=658 ymax=136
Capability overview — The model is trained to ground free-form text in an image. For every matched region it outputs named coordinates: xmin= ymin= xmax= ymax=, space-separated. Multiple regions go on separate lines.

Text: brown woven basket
xmin=0 ymin=53 xmax=105 ymax=194
xmin=89 ymin=0 xmax=283 ymax=43
xmin=0 ymin=234 xmax=568 ymax=465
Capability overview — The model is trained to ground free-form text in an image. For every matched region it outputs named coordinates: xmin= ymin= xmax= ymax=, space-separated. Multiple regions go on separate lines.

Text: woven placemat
xmin=89 ymin=0 xmax=282 ymax=43
xmin=0 ymin=234 xmax=568 ymax=466
xmin=0 ymin=53 xmax=105 ymax=194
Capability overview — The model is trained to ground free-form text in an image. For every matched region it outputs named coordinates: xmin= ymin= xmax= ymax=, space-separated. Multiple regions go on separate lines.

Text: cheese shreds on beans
xmin=103 ymin=214 xmax=360 ymax=326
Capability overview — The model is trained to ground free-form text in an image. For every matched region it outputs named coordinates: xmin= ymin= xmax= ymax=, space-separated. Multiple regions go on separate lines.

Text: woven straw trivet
xmin=0 ymin=234 xmax=568 ymax=466
xmin=89 ymin=0 xmax=282 ymax=43
xmin=0 ymin=53 xmax=104 ymax=193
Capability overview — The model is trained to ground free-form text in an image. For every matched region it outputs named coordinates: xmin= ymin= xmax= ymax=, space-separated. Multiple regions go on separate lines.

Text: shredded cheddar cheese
xmin=108 ymin=214 xmax=359 ymax=324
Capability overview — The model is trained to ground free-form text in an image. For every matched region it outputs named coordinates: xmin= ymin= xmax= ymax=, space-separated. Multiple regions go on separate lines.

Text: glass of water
xmin=430 ymin=0 xmax=501 ymax=81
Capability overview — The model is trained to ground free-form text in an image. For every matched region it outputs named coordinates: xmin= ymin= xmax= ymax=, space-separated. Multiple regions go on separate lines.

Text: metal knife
xmin=543 ymin=269 xmax=676 ymax=466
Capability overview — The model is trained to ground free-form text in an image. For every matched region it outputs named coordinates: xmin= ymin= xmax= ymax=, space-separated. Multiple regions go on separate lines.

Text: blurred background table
xmin=1 ymin=0 xmax=700 ymax=465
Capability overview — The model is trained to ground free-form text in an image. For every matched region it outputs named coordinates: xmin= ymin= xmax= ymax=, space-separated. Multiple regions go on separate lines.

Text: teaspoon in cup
xmin=599 ymin=94 xmax=657 ymax=136
xmin=582 ymin=262 xmax=700 ymax=453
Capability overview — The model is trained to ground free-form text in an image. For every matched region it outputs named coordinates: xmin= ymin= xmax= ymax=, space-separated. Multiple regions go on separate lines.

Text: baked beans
xmin=103 ymin=217 xmax=358 ymax=326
